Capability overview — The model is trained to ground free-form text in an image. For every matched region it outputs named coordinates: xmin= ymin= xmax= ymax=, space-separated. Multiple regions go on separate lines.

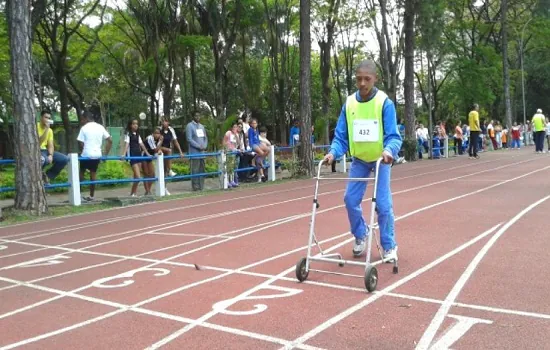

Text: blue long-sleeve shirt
xmin=248 ymin=127 xmax=260 ymax=147
xmin=329 ymin=88 xmax=402 ymax=161
xmin=289 ymin=126 xmax=300 ymax=146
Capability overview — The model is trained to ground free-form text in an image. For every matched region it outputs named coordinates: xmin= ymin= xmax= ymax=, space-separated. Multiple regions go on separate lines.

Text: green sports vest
xmin=533 ymin=114 xmax=545 ymax=132
xmin=345 ymin=91 xmax=387 ymax=162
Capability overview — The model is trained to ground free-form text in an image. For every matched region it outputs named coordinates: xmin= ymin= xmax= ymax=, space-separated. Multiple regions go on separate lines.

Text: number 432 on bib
xmin=353 ymin=119 xmax=379 ymax=142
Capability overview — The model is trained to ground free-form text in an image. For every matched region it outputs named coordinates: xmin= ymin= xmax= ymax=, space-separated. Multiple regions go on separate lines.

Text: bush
xmin=0 ymin=160 xmax=134 ymax=199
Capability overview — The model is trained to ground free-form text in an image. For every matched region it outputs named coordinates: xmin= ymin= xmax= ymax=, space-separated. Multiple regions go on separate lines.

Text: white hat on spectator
xmin=537 ymin=109 xmax=542 ymax=113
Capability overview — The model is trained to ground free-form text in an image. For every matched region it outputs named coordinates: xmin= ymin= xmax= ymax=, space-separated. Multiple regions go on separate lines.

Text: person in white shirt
xmin=77 ymin=111 xmax=112 ymax=201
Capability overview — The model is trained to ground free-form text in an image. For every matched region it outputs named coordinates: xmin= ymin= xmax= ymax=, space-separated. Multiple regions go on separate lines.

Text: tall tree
xmin=6 ymin=0 xmax=48 ymax=213
xmin=35 ymin=0 xmax=105 ymax=151
xmin=403 ymin=0 xmax=417 ymax=156
xmin=501 ymin=0 xmax=512 ymax=128
xmin=298 ymin=0 xmax=313 ymax=176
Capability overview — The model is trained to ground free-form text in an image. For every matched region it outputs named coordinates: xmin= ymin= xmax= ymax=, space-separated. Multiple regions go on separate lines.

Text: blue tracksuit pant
xmin=343 ymin=158 xmax=396 ymax=251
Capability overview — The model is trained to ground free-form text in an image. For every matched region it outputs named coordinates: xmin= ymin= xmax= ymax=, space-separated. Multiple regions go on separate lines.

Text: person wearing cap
xmin=323 ymin=59 xmax=402 ymax=262
xmin=37 ymin=111 xmax=68 ymax=184
xmin=532 ymin=109 xmax=546 ymax=153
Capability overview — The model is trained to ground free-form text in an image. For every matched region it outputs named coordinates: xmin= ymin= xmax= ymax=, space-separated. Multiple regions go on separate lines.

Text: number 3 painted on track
xmin=91 ymin=268 xmax=171 ymax=289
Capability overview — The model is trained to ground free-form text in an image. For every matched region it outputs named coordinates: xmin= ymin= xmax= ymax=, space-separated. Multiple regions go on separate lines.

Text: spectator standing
xmin=532 ymin=109 xmax=546 ymax=153
xmin=289 ymin=120 xmax=300 ymax=146
xmin=37 ymin=111 xmax=68 ymax=184
xmin=511 ymin=122 xmax=521 ymax=149
xmin=185 ymin=113 xmax=208 ymax=191
xmin=468 ymin=104 xmax=481 ymax=159
xmin=121 ymin=118 xmax=151 ymax=197
xmin=160 ymin=118 xmax=184 ymax=177
xmin=77 ymin=111 xmax=112 ymax=201
xmin=144 ymin=127 xmax=164 ymax=195
xmin=223 ymin=122 xmax=240 ymax=188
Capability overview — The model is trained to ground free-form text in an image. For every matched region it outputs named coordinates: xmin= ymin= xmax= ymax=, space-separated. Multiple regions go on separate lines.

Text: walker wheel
xmin=364 ymin=265 xmax=378 ymax=292
xmin=296 ymin=258 xmax=309 ymax=282
xmin=338 ymin=261 xmax=345 ymax=267
xmin=393 ymin=265 xmax=399 ymax=274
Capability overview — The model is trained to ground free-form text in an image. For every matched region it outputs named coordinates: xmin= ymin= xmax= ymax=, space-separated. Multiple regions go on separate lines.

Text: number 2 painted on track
xmin=91 ymin=268 xmax=171 ymax=289
xmin=212 ymin=285 xmax=303 ymax=316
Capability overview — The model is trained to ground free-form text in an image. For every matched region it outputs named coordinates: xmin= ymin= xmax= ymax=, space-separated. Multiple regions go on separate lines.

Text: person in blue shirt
xmin=289 ymin=120 xmax=300 ymax=146
xmin=323 ymin=59 xmax=402 ymax=262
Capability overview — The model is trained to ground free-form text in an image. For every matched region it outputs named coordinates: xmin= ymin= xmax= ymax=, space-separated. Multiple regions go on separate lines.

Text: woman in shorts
xmin=121 ymin=118 xmax=151 ymax=197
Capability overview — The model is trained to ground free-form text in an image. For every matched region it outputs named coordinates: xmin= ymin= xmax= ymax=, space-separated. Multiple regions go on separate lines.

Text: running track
xmin=1 ymin=148 xmax=549 ymax=349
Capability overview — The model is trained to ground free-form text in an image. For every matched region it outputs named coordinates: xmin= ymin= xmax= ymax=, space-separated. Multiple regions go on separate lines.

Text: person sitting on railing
xmin=185 ymin=112 xmax=208 ymax=191
xmin=77 ymin=110 xmax=112 ymax=201
xmin=247 ymin=118 xmax=268 ymax=182
xmin=224 ymin=122 xmax=241 ymax=188
xmin=37 ymin=110 xmax=68 ymax=184
xmin=160 ymin=118 xmax=184 ymax=177
xmin=121 ymin=118 xmax=152 ymax=197
xmin=144 ymin=127 xmax=164 ymax=195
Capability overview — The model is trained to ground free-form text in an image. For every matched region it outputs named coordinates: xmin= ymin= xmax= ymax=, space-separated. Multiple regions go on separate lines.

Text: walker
xmin=295 ymin=157 xmax=398 ymax=293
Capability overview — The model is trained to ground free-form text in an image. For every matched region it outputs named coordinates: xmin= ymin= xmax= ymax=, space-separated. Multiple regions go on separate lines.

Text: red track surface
xmin=1 ymin=148 xmax=550 ymax=349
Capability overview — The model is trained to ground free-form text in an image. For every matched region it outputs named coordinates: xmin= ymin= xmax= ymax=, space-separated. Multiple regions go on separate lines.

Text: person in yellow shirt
xmin=468 ymin=104 xmax=480 ymax=159
xmin=37 ymin=111 xmax=68 ymax=184
xmin=532 ymin=109 xmax=546 ymax=153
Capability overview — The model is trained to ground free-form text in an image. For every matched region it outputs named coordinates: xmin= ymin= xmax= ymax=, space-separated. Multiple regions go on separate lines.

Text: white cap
xmin=537 ymin=109 xmax=542 ymax=113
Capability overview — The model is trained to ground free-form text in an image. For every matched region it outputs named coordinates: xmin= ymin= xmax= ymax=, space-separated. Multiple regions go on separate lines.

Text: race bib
xmin=196 ymin=128 xmax=205 ymax=138
xmin=353 ymin=119 xmax=379 ymax=142
xmin=293 ymin=134 xmax=300 ymax=141
xmin=230 ymin=134 xmax=236 ymax=143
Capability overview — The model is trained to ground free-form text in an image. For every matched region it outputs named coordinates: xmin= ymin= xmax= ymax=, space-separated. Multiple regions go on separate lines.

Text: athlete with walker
xmin=295 ymin=59 xmax=402 ymax=292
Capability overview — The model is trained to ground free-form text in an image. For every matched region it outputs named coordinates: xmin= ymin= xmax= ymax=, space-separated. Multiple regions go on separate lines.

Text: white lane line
xmin=280 ymin=223 xmax=503 ymax=349
xmin=0 ymin=276 xmax=323 ymax=350
xmin=283 ymin=165 xmax=550 ymax=349
xmin=0 ymin=177 xmax=337 ymax=235
xmin=146 ymin=232 xmax=233 ymax=238
xmin=414 ymin=194 xmax=550 ymax=350
xmin=385 ymin=292 xmax=550 ymax=321
xmin=143 ymin=236 xmax=354 ymax=350
xmin=0 ymin=233 xmax=351 ymax=349
xmin=0 ymin=151 xmax=523 ymax=242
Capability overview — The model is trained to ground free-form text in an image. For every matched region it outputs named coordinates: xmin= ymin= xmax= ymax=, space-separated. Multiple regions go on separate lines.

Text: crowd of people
xmin=413 ymin=105 xmax=547 ymax=159
xmin=34 ymin=109 xmax=296 ymax=200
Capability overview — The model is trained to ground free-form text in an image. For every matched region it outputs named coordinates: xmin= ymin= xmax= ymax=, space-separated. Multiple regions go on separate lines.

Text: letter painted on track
xmin=91 ymin=268 xmax=171 ymax=289
xmin=11 ymin=255 xmax=70 ymax=269
xmin=212 ymin=285 xmax=303 ymax=316
xmin=0 ymin=245 xmax=7 ymax=251
xmin=428 ymin=314 xmax=492 ymax=350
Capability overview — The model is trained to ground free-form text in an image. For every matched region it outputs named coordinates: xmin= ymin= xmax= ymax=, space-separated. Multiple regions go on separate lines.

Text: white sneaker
xmin=168 ymin=170 xmax=176 ymax=177
xmin=165 ymin=188 xmax=171 ymax=196
xmin=383 ymin=246 xmax=398 ymax=262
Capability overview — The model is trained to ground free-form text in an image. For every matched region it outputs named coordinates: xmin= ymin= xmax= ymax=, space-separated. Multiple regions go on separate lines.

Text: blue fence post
xmin=268 ymin=145 xmax=276 ymax=182
xmin=68 ymin=153 xmax=81 ymax=206
xmin=218 ymin=150 xmax=227 ymax=190
xmin=154 ymin=153 xmax=166 ymax=197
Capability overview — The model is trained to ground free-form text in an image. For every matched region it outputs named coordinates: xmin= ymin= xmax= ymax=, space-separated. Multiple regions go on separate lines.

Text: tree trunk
xmin=403 ymin=0 xmax=417 ymax=160
xmin=7 ymin=0 xmax=48 ymax=214
xmin=298 ymin=0 xmax=313 ymax=177
xmin=501 ymin=0 xmax=512 ymax=129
